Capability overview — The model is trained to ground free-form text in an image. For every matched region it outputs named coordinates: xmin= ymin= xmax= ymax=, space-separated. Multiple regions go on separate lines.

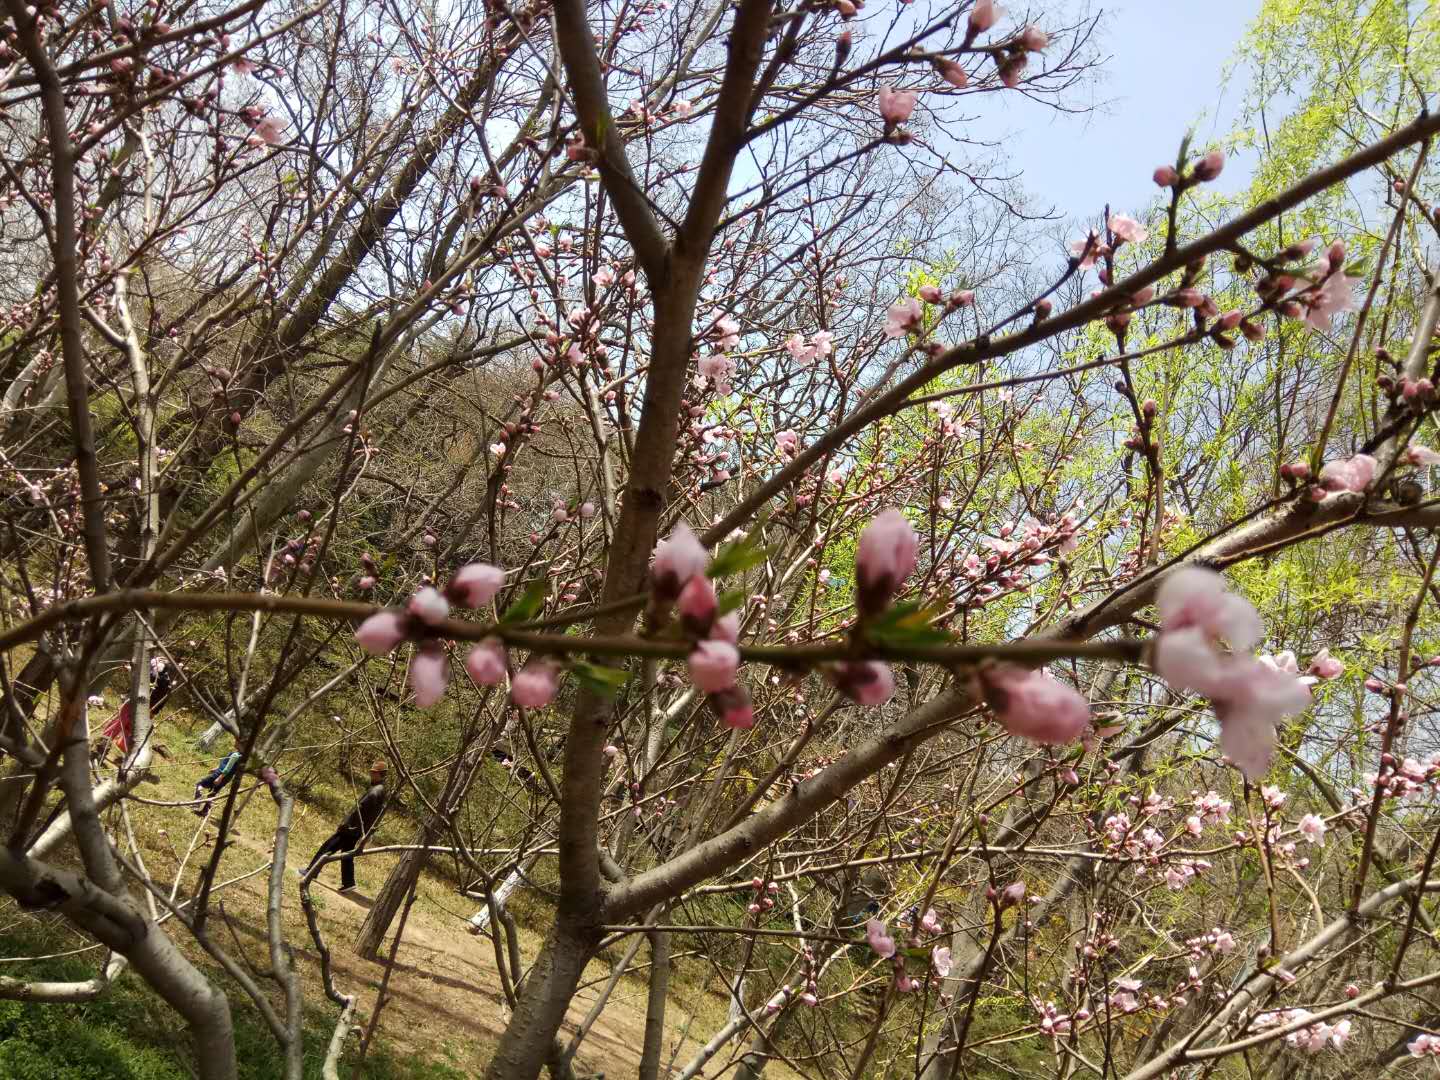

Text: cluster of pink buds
xmin=1184 ymin=927 xmax=1237 ymax=957
xmin=1153 ymin=148 xmax=1225 ymax=190
xmin=1366 ymin=751 xmax=1440 ymax=801
xmin=652 ymin=524 xmax=754 ymax=729
xmin=353 ymin=562 xmax=564 ymax=711
xmin=745 ymin=876 xmax=780 ymax=915
xmin=1248 ymin=239 xmax=1360 ymax=332
xmin=1253 ymin=1009 xmax=1352 ymax=1053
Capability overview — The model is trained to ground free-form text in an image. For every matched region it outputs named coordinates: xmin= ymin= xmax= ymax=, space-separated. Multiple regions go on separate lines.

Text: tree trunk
xmin=482 ymin=927 xmax=595 ymax=1080
xmin=355 ymin=822 xmax=437 ymax=957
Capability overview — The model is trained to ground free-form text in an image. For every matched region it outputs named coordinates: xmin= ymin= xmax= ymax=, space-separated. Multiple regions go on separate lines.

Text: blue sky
xmin=967 ymin=0 xmax=1262 ymax=223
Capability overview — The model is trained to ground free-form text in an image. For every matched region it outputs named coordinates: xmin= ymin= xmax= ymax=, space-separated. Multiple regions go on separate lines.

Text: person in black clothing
xmin=304 ymin=759 xmax=388 ymax=893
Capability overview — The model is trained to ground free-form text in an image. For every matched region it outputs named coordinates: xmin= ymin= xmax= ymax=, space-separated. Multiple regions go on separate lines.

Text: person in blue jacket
xmin=192 ymin=748 xmax=243 ymax=815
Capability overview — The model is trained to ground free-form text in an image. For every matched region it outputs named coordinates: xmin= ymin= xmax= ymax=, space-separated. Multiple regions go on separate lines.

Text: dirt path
xmin=209 ymin=819 xmax=766 ymax=1078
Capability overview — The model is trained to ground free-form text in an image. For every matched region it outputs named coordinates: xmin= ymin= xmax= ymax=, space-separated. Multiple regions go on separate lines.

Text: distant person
xmin=191 ymin=748 xmax=243 ymax=815
xmin=100 ymin=657 xmax=174 ymax=759
xmin=303 ymin=759 xmax=388 ymax=893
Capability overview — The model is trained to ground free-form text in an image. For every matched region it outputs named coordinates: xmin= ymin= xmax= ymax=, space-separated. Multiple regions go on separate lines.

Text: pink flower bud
xmin=713 ymin=686 xmax=755 ymax=729
xmin=357 ymin=575 xmax=376 ymax=591
xmin=998 ymin=880 xmax=1026 ymax=908
xmin=828 ymin=660 xmax=895 ymax=706
xmin=934 ymin=58 xmax=968 ymax=88
xmin=997 ymin=54 xmax=1027 ymax=88
xmin=409 ymin=642 xmax=450 ymax=708
xmin=1215 ymin=310 xmax=1243 ymax=331
xmin=449 ymin=562 xmax=505 ymax=608
xmin=689 ymin=640 xmax=740 ymax=693
xmin=651 ymin=522 xmax=709 ymax=599
xmin=968 ymin=0 xmax=1001 ymax=34
xmin=877 ymin=86 xmax=917 ymax=128
xmin=678 ymin=575 xmax=718 ymax=636
xmin=465 ymin=640 xmax=508 ymax=686
xmin=579 ymin=501 xmax=596 ymax=519
xmin=1193 ymin=149 xmax=1225 ymax=182
xmin=1153 ymin=165 xmax=1179 ymax=188
xmin=1344 ymin=984 xmax=1359 ymax=999
xmin=355 ymin=611 xmax=409 ymax=655
xmin=1019 ymin=25 xmax=1048 ymax=51
xmin=512 ymin=662 xmax=560 ymax=708
xmin=918 ymin=285 xmax=943 ymax=304
xmin=855 ymin=509 xmax=917 ymax=615
xmin=981 ymin=665 xmax=1091 ymax=744
xmin=1033 ymin=298 xmax=1052 ymax=317
xmin=407 ymin=586 xmax=450 ymax=626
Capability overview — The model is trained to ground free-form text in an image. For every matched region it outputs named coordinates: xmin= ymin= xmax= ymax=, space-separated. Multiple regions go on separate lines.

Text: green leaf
xmin=500 ymin=578 xmax=549 ymax=624
xmin=571 ymin=660 xmax=631 ymax=699
xmin=865 ymin=601 xmax=953 ymax=648
xmin=717 ymin=589 xmax=747 ymax=616
xmin=709 ymin=532 xmax=770 ymax=579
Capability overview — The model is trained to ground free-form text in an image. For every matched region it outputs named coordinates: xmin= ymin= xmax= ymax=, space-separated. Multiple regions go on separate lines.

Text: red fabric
xmin=103 ymin=703 xmax=133 ymax=754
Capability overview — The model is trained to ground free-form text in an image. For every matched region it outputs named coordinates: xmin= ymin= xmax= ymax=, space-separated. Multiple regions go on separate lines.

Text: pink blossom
xmin=1307 ymin=648 xmax=1343 ymax=680
xmin=1108 ymin=213 xmax=1148 ymax=244
xmin=1410 ymin=1033 xmax=1440 ymax=1057
xmin=673 ymin=99 xmax=693 ymax=118
xmin=689 ymin=640 xmax=740 ymax=693
xmin=1303 ymin=270 xmax=1361 ymax=331
xmin=1069 ymin=232 xmax=1109 ymax=268
xmin=593 ymin=266 xmax=615 ymax=287
xmin=856 ymin=509 xmax=918 ymax=613
xmin=1153 ymin=165 xmax=1179 ymax=187
xmin=981 ymin=666 xmax=1091 ymax=745
xmin=512 ymin=662 xmax=560 ymax=708
xmin=355 ymin=611 xmax=409 ymax=655
xmin=409 ymin=644 xmax=449 ymax=708
xmin=866 ymin=918 xmax=896 ymax=959
xmin=785 ymin=333 xmax=813 ymax=362
xmin=829 ymin=660 xmax=895 ymax=706
xmin=1297 ymin=813 xmax=1326 ymax=846
xmin=1318 ymin=453 xmax=1377 ymax=494
xmin=1404 ymin=444 xmax=1440 ymax=466
xmin=450 ymin=563 xmax=505 ymax=608
xmin=968 ymin=0 xmax=1003 ymax=34
xmin=884 ymin=296 xmax=923 ymax=338
xmin=1155 ymin=567 xmax=1262 ymax=651
xmin=651 ymin=522 xmax=709 ymax=598
xmin=878 ymin=86 xmax=917 ymax=128
xmin=1209 ymin=662 xmax=1311 ymax=779
xmin=678 ymin=575 xmax=718 ymax=635
xmin=579 ymin=501 xmax=597 ymax=519
xmin=1258 ymin=650 xmax=1299 ymax=676
xmin=465 ymin=640 xmax=508 ymax=686
xmin=408 ymin=586 xmax=450 ymax=626
xmin=254 ymin=115 xmax=285 ymax=145
xmin=711 ymin=611 xmax=740 ymax=643
xmin=931 ymin=946 xmax=952 ymax=977
xmin=776 ymin=429 xmax=799 ymax=454
xmin=919 ymin=908 xmax=943 ymax=934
